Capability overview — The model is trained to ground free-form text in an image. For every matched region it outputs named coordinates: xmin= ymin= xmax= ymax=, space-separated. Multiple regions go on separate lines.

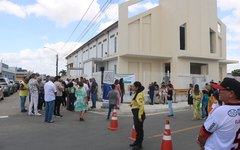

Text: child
xmin=106 ymin=84 xmax=118 ymax=120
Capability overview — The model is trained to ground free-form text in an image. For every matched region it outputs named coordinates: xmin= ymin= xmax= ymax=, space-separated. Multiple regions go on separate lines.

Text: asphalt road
xmin=0 ymin=92 xmax=204 ymax=150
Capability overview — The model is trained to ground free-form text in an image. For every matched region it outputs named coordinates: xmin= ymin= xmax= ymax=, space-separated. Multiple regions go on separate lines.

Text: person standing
xmin=19 ymin=77 xmax=29 ymax=112
xmin=44 ymin=76 xmax=57 ymax=123
xmin=114 ymin=79 xmax=121 ymax=107
xmin=119 ymin=78 xmax=125 ymax=103
xmin=37 ymin=78 xmax=45 ymax=111
xmin=167 ymin=84 xmax=174 ymax=117
xmin=54 ymin=76 xmax=64 ymax=117
xmin=74 ymin=82 xmax=88 ymax=121
xmin=201 ymin=90 xmax=209 ymax=119
xmin=28 ymin=73 xmax=41 ymax=116
xmin=90 ymin=78 xmax=98 ymax=109
xmin=187 ymin=84 xmax=193 ymax=109
xmin=129 ymin=81 xmax=146 ymax=150
xmin=148 ymin=83 xmax=155 ymax=105
xmin=197 ymin=77 xmax=240 ymax=150
xmin=67 ymin=82 xmax=76 ymax=111
xmin=192 ymin=84 xmax=203 ymax=120
xmin=106 ymin=84 xmax=118 ymax=120
xmin=61 ymin=81 xmax=67 ymax=107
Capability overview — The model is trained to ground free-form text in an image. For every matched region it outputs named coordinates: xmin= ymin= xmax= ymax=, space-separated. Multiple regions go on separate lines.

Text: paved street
xmin=0 ymin=92 xmax=204 ymax=150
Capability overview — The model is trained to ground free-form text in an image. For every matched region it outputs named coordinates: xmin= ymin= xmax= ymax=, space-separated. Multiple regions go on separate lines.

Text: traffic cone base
xmin=129 ymin=125 xmax=136 ymax=141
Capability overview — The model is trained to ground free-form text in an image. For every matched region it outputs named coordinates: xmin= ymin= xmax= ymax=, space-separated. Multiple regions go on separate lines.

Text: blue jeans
xmin=202 ymin=102 xmax=208 ymax=118
xmin=20 ymin=96 xmax=27 ymax=111
xmin=45 ymin=100 xmax=55 ymax=122
xmin=91 ymin=93 xmax=97 ymax=108
xmin=107 ymin=104 xmax=115 ymax=119
xmin=168 ymin=100 xmax=174 ymax=115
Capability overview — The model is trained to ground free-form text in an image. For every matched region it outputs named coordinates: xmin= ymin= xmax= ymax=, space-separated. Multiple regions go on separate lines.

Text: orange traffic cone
xmin=161 ymin=120 xmax=173 ymax=150
xmin=129 ymin=125 xmax=136 ymax=141
xmin=108 ymin=107 xmax=119 ymax=131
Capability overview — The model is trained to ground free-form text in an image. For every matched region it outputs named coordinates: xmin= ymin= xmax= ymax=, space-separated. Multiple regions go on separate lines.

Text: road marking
xmin=148 ymin=124 xmax=202 ymax=139
xmin=0 ymin=115 xmax=9 ymax=119
xmin=89 ymin=109 xmax=188 ymax=117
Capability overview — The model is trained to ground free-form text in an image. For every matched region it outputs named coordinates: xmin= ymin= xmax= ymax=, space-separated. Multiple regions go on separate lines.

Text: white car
xmin=0 ymin=85 xmax=4 ymax=100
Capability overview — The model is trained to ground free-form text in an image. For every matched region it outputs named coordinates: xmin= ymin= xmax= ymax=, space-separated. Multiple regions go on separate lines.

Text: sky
xmin=0 ymin=0 xmax=239 ymax=76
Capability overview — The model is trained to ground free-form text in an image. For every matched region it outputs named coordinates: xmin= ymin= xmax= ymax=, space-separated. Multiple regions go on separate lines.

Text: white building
xmin=66 ymin=0 xmax=237 ymax=89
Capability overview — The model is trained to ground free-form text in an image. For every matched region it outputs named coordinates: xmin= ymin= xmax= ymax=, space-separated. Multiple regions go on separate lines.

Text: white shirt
xmin=204 ymin=104 xmax=240 ymax=150
xmin=84 ymin=83 xmax=89 ymax=93
xmin=44 ymin=81 xmax=57 ymax=102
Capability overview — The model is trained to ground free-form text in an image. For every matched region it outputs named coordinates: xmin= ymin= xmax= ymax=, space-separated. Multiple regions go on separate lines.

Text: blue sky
xmin=0 ymin=0 xmax=239 ymax=76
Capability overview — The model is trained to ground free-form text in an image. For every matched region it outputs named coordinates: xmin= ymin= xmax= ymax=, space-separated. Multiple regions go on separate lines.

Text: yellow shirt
xmin=131 ymin=92 xmax=145 ymax=119
xmin=19 ymin=82 xmax=29 ymax=96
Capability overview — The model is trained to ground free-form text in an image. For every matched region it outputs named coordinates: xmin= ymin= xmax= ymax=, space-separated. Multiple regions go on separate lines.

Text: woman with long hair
xmin=192 ymin=84 xmax=203 ymax=120
xmin=129 ymin=81 xmax=146 ymax=150
xmin=187 ymin=83 xmax=193 ymax=109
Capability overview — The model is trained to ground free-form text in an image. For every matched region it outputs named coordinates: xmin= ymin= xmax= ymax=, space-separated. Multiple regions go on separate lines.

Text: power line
xmin=60 ymin=0 xmax=96 ymax=51
xmin=68 ymin=0 xmax=113 ymax=53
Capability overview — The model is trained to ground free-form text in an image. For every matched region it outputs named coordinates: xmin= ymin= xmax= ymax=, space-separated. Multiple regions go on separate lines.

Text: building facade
xmin=0 ymin=63 xmax=16 ymax=80
xmin=66 ymin=0 xmax=236 ymax=89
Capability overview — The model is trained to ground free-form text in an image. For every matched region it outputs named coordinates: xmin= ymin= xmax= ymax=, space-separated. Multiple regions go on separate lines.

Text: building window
xmin=210 ymin=29 xmax=216 ymax=53
xmin=190 ymin=63 xmax=208 ymax=75
xmin=114 ymin=65 xmax=117 ymax=74
xmin=114 ymin=37 xmax=117 ymax=53
xmin=110 ymin=34 xmax=115 ymax=38
xmin=217 ymin=23 xmax=221 ymax=34
xmin=101 ymin=44 xmax=103 ymax=57
xmin=180 ymin=24 xmax=186 ymax=50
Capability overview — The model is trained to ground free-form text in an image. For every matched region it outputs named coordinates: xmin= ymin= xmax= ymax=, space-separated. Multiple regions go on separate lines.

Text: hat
xmin=212 ymin=77 xmax=240 ymax=98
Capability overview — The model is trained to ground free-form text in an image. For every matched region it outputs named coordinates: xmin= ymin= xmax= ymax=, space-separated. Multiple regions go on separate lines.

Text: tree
xmin=59 ymin=69 xmax=67 ymax=76
xmin=232 ymin=69 xmax=240 ymax=76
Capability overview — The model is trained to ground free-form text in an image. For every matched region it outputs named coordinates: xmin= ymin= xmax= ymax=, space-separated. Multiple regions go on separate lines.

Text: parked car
xmin=9 ymin=80 xmax=18 ymax=92
xmin=15 ymin=80 xmax=20 ymax=90
xmin=0 ymin=77 xmax=13 ymax=96
xmin=0 ymin=85 xmax=4 ymax=100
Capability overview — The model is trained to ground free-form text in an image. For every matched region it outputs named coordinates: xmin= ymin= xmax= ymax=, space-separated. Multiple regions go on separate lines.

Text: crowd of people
xmin=19 ymin=74 xmax=99 ymax=122
xmin=147 ymin=81 xmax=174 ymax=117
xmin=18 ymin=74 xmax=240 ymax=149
xmin=187 ymin=81 xmax=222 ymax=121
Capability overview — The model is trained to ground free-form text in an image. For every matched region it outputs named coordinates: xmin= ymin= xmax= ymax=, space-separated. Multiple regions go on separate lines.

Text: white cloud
xmin=0 ymin=42 xmax=82 ymax=76
xmin=218 ymin=0 xmax=240 ymax=72
xmin=0 ymin=0 xmax=101 ymax=27
xmin=217 ymin=0 xmax=240 ymax=11
xmin=25 ymin=0 xmax=101 ymax=27
xmin=40 ymin=35 xmax=48 ymax=41
xmin=0 ymin=0 xmax=26 ymax=18
xmin=128 ymin=2 xmax=158 ymax=13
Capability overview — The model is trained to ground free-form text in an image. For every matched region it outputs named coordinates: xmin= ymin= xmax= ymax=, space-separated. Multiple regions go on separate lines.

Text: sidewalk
xmin=91 ymin=100 xmax=190 ymax=115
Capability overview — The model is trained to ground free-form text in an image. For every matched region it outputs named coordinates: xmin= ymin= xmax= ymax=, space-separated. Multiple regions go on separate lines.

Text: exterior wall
xmin=66 ymin=24 xmax=118 ymax=79
xmin=118 ymin=0 xmax=228 ymax=89
xmin=66 ymin=0 xmax=231 ymax=90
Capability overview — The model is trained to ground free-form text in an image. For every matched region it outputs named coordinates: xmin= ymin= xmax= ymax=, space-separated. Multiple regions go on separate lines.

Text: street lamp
xmin=44 ymin=47 xmax=58 ymax=76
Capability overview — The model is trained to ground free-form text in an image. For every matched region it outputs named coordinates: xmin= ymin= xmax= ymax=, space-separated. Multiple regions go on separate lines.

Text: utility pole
xmin=44 ymin=47 xmax=58 ymax=76
xmin=56 ymin=53 xmax=58 ymax=76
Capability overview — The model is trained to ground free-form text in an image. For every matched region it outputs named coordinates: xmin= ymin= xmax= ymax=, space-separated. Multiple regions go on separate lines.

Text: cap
xmin=212 ymin=77 xmax=240 ymax=98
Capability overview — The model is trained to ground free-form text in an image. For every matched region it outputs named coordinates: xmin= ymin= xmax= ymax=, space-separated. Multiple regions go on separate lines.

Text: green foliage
xmin=59 ymin=69 xmax=67 ymax=76
xmin=232 ymin=69 xmax=240 ymax=76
